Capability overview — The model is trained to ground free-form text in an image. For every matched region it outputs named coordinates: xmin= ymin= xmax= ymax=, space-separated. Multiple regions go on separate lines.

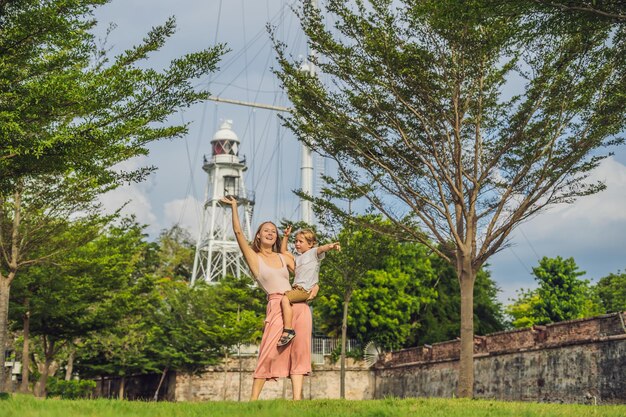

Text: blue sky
xmin=94 ymin=0 xmax=626 ymax=303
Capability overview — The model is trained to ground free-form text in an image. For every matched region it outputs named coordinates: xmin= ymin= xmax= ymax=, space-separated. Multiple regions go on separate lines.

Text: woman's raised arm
xmin=220 ymin=196 xmax=259 ymax=277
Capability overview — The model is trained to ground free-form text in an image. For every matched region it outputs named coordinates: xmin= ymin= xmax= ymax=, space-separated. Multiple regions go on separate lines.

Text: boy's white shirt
xmin=293 ymin=247 xmax=325 ymax=291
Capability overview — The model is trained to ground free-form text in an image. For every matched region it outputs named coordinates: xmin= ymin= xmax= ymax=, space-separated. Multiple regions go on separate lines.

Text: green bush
xmin=46 ymin=378 xmax=96 ymax=399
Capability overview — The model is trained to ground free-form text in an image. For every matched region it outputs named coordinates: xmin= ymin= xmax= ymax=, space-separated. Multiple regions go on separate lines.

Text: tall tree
xmin=1 ymin=175 xmax=105 ymax=390
xmin=8 ymin=215 xmax=105 ymax=393
xmin=312 ymin=215 xmax=396 ymax=398
xmin=506 ymin=256 xmax=602 ymax=328
xmin=154 ymin=225 xmax=196 ymax=282
xmin=316 ymin=240 xmax=505 ymax=349
xmin=316 ymin=240 xmax=436 ymax=351
xmin=0 ymin=0 xmax=225 ymax=390
xmin=409 ymin=257 xmax=505 ymax=346
xmin=9 ymin=218 xmax=155 ymax=396
xmin=273 ymin=0 xmax=625 ymax=396
xmin=594 ymin=270 xmax=626 ymax=313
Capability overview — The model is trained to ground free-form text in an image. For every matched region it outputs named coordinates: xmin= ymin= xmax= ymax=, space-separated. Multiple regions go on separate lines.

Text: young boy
xmin=278 ymin=226 xmax=340 ymax=346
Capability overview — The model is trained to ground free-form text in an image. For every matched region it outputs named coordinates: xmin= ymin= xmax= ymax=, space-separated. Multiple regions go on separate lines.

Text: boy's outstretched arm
xmin=317 ymin=242 xmax=341 ymax=256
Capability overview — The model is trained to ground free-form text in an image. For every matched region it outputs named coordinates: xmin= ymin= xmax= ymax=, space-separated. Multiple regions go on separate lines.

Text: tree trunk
xmin=0 ymin=185 xmax=22 ymax=393
xmin=65 ymin=347 xmax=75 ymax=381
xmin=153 ymin=367 xmax=168 ymax=401
xmin=457 ymin=262 xmax=476 ymax=398
xmin=36 ymin=338 xmax=56 ymax=398
xmin=118 ymin=376 xmax=125 ymax=400
xmin=236 ymin=306 xmax=242 ymax=401
xmin=20 ymin=305 xmax=30 ymax=393
xmin=0 ymin=279 xmax=11 ymax=392
xmin=340 ymin=289 xmax=352 ymax=399
xmin=36 ymin=358 xmax=53 ymax=397
xmin=222 ymin=351 xmax=229 ymax=400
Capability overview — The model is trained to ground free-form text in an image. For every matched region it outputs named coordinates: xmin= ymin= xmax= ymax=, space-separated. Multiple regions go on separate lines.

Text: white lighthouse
xmin=191 ymin=120 xmax=254 ymax=284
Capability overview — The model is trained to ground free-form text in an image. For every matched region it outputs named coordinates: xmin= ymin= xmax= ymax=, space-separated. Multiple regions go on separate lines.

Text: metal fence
xmin=311 ymin=337 xmax=359 ymax=365
xmin=231 ymin=338 xmax=359 ymax=365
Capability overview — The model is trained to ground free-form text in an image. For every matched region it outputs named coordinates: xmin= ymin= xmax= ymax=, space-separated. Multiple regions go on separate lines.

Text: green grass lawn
xmin=2 ymin=394 xmax=625 ymax=417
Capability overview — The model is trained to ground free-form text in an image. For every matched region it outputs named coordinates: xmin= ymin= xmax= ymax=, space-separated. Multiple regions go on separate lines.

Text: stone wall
xmin=169 ymin=313 xmax=625 ymax=404
xmin=375 ymin=312 xmax=626 ymax=404
xmin=173 ymin=356 xmax=373 ymax=401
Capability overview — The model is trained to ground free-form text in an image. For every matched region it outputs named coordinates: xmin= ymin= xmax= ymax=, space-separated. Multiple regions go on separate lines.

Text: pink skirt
xmin=253 ymin=293 xmax=312 ymax=379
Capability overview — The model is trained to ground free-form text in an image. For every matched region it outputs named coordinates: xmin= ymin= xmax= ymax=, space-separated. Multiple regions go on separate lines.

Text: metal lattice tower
xmin=191 ymin=120 xmax=255 ymax=284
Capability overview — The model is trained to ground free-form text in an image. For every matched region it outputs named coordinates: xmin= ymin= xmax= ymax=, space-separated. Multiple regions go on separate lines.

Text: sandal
xmin=277 ymin=328 xmax=296 ymax=346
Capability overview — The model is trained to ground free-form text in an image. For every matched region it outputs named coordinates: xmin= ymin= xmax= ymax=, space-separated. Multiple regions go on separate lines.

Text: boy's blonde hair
xmin=296 ymin=229 xmax=317 ymax=246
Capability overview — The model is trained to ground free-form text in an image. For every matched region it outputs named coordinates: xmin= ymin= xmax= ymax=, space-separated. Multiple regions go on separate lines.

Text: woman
xmin=220 ymin=196 xmax=313 ymax=400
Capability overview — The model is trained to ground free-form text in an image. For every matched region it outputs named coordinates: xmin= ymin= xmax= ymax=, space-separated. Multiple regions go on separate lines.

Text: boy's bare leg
xmin=281 ymin=295 xmax=294 ymax=331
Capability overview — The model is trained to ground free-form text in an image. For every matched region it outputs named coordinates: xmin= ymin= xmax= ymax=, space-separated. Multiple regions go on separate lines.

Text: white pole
xmin=301 ymin=141 xmax=314 ymax=225
xmin=300 ymin=0 xmax=318 ymax=225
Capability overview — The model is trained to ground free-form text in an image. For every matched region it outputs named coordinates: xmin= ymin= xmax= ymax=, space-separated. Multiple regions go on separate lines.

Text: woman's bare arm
xmin=220 ymin=196 xmax=259 ymax=277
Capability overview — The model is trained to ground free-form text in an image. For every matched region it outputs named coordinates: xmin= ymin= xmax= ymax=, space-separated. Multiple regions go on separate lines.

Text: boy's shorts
xmin=285 ymin=285 xmax=311 ymax=303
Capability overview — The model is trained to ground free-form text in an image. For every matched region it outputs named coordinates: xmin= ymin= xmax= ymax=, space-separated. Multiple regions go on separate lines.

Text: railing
xmin=231 ymin=338 xmax=359 ymax=365
xmin=311 ymin=337 xmax=359 ymax=365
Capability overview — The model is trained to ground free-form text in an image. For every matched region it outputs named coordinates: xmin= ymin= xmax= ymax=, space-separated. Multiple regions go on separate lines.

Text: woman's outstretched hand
xmin=220 ymin=195 xmax=237 ymax=207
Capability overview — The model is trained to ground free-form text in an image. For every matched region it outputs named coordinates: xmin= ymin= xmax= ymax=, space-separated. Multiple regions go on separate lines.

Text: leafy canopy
xmin=0 ymin=0 xmax=227 ymax=193
xmin=506 ymin=256 xmax=602 ymax=328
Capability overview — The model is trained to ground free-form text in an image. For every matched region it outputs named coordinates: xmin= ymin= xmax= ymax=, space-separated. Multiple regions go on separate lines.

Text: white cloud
xmin=519 ymin=157 xmax=626 ymax=241
xmin=100 ymin=184 xmax=158 ymax=231
xmin=163 ymin=195 xmax=204 ymax=235
xmin=99 ymin=156 xmax=160 ymax=234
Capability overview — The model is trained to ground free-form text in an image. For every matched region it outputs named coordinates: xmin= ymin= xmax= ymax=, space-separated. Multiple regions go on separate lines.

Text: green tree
xmin=594 ymin=270 xmax=626 ymax=313
xmin=506 ymin=256 xmax=602 ymax=328
xmin=506 ymin=290 xmax=543 ymax=329
xmin=196 ymin=275 xmax=265 ymax=402
xmin=348 ymin=270 xmax=423 ymax=351
xmin=142 ymin=276 xmax=264 ymax=400
xmin=1 ymin=1 xmax=226 ymax=187
xmin=10 ymin=219 xmax=155 ymax=396
xmin=0 ymin=0 xmax=225 ymax=389
xmin=316 ymin=240 xmax=435 ymax=351
xmin=316 ymin=240 xmax=505 ymax=349
xmin=75 ymin=276 xmax=265 ymax=401
xmin=530 ymin=1 xmax=626 ymax=23
xmin=76 ymin=313 xmax=155 ymax=400
xmin=273 ymin=0 xmax=625 ymax=396
xmin=154 ymin=225 xmax=196 ymax=282
xmin=2 ymin=176 xmax=107 ymax=392
xmin=312 ymin=216 xmax=397 ymax=398
xmin=411 ymin=258 xmax=505 ymax=346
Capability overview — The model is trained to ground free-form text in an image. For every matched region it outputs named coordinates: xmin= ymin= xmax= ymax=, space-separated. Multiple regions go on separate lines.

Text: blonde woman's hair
xmin=295 ymin=229 xmax=317 ymax=246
